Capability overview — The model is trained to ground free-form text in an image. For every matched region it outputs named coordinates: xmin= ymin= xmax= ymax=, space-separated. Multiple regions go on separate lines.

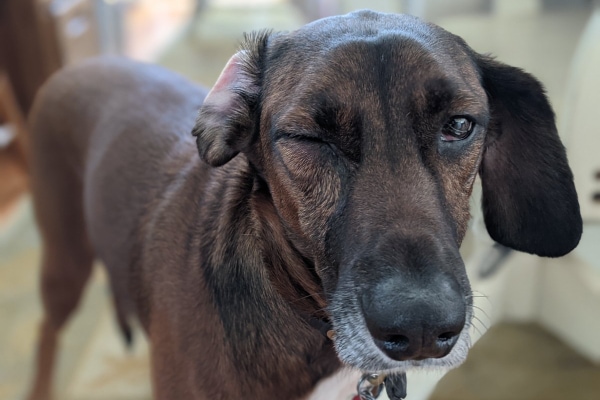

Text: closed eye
xmin=275 ymin=130 xmax=360 ymax=164
xmin=286 ymin=133 xmax=328 ymax=144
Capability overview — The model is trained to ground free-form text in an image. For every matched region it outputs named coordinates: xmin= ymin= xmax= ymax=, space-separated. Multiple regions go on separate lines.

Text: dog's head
xmin=193 ymin=11 xmax=582 ymax=373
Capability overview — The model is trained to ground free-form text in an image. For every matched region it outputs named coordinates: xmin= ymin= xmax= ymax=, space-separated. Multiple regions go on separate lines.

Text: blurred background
xmin=1 ymin=0 xmax=599 ymax=399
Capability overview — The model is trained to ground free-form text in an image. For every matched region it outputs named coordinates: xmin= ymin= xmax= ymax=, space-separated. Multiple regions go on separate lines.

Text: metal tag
xmin=356 ymin=373 xmax=385 ymax=400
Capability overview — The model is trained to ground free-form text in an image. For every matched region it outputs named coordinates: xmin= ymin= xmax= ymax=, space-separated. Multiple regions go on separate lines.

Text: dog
xmin=25 ymin=10 xmax=582 ymax=400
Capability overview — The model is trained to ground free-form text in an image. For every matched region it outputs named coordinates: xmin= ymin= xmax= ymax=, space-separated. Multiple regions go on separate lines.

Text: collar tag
xmin=354 ymin=372 xmax=408 ymax=400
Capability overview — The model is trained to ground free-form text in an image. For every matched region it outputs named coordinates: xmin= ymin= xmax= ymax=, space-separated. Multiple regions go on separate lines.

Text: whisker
xmin=472 ymin=315 xmax=489 ymax=332
xmin=466 ymin=317 xmax=485 ymax=337
xmin=471 ymin=290 xmax=492 ymax=305
xmin=470 ymin=323 xmax=484 ymax=338
xmin=313 ymin=307 xmax=329 ymax=314
xmin=291 ymin=292 xmax=323 ymax=303
xmin=471 ymin=304 xmax=491 ymax=321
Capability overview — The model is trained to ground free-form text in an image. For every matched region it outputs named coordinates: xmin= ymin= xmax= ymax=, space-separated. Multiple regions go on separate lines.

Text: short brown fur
xmin=26 ymin=11 xmax=581 ymax=400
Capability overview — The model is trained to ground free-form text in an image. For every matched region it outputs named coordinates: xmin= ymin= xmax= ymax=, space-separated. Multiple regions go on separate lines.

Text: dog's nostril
xmin=437 ymin=331 xmax=457 ymax=342
xmin=436 ymin=331 xmax=461 ymax=351
xmin=382 ymin=334 xmax=410 ymax=352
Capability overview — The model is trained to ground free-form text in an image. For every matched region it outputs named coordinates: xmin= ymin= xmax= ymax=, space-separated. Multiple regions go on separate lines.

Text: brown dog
xmin=26 ymin=10 xmax=581 ymax=400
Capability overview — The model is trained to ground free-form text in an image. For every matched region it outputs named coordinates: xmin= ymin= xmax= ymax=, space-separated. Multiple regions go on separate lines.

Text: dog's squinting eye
xmin=441 ymin=117 xmax=474 ymax=141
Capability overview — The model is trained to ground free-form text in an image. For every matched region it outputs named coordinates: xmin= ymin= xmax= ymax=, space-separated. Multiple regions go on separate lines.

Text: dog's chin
xmin=330 ymin=310 xmax=473 ymax=374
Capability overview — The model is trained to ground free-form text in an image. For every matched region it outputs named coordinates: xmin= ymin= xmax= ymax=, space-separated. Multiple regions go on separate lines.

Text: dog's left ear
xmin=476 ymin=55 xmax=582 ymax=257
xmin=192 ymin=32 xmax=268 ymax=167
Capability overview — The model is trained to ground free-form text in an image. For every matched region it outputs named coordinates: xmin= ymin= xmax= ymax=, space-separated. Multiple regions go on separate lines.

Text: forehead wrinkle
xmin=268 ymin=28 xmax=486 ymax=155
xmin=410 ymin=70 xmax=488 ymax=121
xmin=398 ymin=38 xmax=481 ymax=102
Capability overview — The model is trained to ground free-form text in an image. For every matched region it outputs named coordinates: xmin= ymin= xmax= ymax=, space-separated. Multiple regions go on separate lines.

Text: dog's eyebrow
xmin=417 ymin=78 xmax=484 ymax=117
xmin=420 ymin=78 xmax=456 ymax=115
xmin=312 ymin=94 xmax=362 ymax=136
xmin=313 ymin=101 xmax=340 ymax=132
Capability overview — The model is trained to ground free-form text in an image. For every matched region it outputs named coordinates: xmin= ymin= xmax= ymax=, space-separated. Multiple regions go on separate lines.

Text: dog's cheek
xmin=276 ymin=140 xmax=343 ymax=244
xmin=434 ymin=141 xmax=484 ymax=241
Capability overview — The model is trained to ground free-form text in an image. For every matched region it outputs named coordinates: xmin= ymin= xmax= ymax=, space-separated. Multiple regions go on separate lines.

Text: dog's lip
xmin=350 ymin=329 xmax=470 ymax=371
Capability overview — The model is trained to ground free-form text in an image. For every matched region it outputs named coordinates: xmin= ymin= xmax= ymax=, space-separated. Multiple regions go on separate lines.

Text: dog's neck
xmin=250 ymin=177 xmax=330 ymax=320
xmin=197 ymin=156 xmax=340 ymax=397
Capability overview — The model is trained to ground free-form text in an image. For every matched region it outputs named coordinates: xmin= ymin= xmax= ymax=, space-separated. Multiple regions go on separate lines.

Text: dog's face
xmin=193 ymin=11 xmax=582 ymax=373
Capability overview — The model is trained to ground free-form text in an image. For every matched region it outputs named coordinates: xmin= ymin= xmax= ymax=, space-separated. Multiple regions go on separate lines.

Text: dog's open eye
xmin=441 ymin=117 xmax=474 ymax=141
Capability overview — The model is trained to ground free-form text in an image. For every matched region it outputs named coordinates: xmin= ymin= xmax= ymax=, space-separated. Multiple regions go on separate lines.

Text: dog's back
xmin=30 ymin=58 xmax=206 ymax=227
xmin=30 ymin=58 xmax=206 ymax=265
xmin=26 ymin=59 xmax=208 ymax=398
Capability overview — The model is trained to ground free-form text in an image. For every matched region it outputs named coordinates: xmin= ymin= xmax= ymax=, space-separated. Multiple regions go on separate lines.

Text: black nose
xmin=361 ymin=273 xmax=466 ymax=361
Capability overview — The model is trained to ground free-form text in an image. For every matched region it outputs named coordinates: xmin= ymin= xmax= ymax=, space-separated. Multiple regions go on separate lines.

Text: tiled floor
xmin=1 ymin=2 xmax=599 ymax=400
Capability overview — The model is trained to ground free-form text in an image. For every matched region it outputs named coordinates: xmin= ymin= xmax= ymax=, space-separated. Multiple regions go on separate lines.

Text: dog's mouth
xmin=327 ymin=285 xmax=473 ymax=374
xmin=330 ymin=310 xmax=473 ymax=374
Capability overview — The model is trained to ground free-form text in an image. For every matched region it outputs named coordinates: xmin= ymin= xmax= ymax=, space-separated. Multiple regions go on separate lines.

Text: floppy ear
xmin=192 ymin=33 xmax=267 ymax=166
xmin=477 ymin=56 xmax=582 ymax=257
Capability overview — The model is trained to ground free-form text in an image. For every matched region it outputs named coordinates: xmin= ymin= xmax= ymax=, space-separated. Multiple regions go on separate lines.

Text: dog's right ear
xmin=192 ymin=33 xmax=268 ymax=166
